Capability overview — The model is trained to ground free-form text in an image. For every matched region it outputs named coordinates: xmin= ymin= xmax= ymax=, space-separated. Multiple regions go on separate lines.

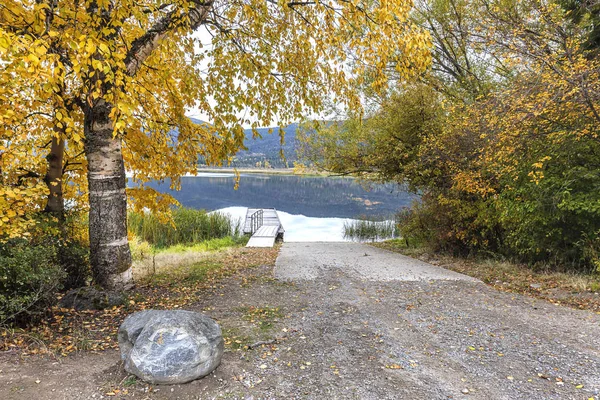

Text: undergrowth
xmin=0 ymin=246 xmax=280 ymax=357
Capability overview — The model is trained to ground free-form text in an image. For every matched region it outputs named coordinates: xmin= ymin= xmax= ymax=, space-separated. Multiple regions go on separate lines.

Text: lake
xmin=147 ymin=172 xmax=417 ymax=241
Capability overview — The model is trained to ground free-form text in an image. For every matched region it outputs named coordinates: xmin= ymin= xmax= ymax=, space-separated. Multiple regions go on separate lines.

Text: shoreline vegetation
xmin=128 ymin=208 xmax=243 ymax=249
xmin=198 ymin=167 xmax=295 ymax=175
xmin=197 ymin=166 xmax=331 ymax=177
xmin=343 ymin=218 xmax=399 ymax=242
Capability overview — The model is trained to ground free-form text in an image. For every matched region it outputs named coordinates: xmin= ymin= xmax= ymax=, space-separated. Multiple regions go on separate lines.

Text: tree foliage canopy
xmin=1 ymin=0 xmax=431 ymax=236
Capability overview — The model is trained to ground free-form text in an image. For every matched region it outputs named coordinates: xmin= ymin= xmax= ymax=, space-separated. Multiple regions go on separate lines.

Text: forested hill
xmin=190 ymin=118 xmax=300 ymax=168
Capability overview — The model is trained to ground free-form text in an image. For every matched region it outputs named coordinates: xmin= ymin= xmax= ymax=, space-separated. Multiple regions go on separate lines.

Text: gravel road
xmin=275 ymin=242 xmax=479 ymax=281
xmin=1 ymin=242 xmax=599 ymax=400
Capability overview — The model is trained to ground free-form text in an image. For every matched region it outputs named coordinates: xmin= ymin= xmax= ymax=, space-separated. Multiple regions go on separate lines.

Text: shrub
xmin=12 ymin=211 xmax=92 ymax=289
xmin=0 ymin=240 xmax=65 ymax=326
xmin=397 ymin=194 xmax=503 ymax=258
xmin=58 ymin=241 xmax=90 ymax=290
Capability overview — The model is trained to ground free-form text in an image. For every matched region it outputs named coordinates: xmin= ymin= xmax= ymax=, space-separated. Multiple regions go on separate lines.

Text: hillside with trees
xmin=189 ymin=118 xmax=300 ymax=168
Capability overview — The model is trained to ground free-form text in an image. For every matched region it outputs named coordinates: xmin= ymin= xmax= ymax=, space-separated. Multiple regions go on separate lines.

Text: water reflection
xmin=148 ymin=173 xmax=416 ymax=218
xmin=216 ymin=206 xmax=362 ymax=242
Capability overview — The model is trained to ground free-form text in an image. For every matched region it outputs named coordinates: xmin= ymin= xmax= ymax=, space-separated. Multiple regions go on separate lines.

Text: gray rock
xmin=59 ymin=287 xmax=124 ymax=311
xmin=118 ymin=310 xmax=224 ymax=384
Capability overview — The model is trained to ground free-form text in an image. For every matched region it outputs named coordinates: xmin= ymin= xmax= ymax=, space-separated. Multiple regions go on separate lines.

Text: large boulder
xmin=118 ymin=310 xmax=224 ymax=384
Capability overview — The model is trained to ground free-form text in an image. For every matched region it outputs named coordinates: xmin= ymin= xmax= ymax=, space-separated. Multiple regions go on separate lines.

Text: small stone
xmin=530 ymin=283 xmax=542 ymax=290
xmin=462 ymin=388 xmax=470 ymax=394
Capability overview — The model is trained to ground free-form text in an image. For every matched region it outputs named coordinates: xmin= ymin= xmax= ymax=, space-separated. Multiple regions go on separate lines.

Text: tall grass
xmin=343 ymin=217 xmax=398 ymax=242
xmin=128 ymin=207 xmax=241 ymax=248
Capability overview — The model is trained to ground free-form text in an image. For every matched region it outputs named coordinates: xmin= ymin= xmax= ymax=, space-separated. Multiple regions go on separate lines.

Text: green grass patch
xmin=129 ymin=236 xmax=249 ymax=278
xmin=239 ymin=305 xmax=283 ymax=331
xmin=222 ymin=327 xmax=255 ymax=350
xmin=145 ymin=258 xmax=224 ymax=286
xmin=185 ymin=259 xmax=224 ymax=283
xmin=372 ymin=238 xmax=430 ymax=258
xmin=155 ymin=236 xmax=248 ymax=255
xmin=122 ymin=376 xmax=138 ymax=387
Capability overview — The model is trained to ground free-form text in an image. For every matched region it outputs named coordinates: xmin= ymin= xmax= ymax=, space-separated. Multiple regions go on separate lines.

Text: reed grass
xmin=128 ymin=207 xmax=241 ymax=248
xmin=343 ymin=217 xmax=398 ymax=242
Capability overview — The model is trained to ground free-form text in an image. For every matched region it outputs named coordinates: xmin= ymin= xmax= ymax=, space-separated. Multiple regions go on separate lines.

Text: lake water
xmin=147 ymin=173 xmax=417 ymax=241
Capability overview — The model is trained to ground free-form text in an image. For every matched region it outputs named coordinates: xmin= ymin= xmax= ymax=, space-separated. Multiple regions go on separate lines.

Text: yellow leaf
xmin=26 ymin=54 xmax=40 ymax=64
xmin=0 ymin=36 xmax=10 ymax=52
xmin=35 ymin=45 xmax=47 ymax=56
xmin=85 ymin=41 xmax=96 ymax=54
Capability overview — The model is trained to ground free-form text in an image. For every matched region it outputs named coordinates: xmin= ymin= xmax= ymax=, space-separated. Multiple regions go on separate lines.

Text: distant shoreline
xmin=197 ymin=167 xmax=294 ymax=175
xmin=197 ymin=167 xmax=331 ymax=176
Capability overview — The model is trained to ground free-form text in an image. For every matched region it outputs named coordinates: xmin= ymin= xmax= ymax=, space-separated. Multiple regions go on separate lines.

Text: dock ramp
xmin=244 ymin=208 xmax=284 ymax=247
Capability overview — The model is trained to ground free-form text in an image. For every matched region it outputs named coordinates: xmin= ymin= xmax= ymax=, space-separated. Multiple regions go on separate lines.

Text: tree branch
xmin=125 ymin=1 xmax=214 ymax=77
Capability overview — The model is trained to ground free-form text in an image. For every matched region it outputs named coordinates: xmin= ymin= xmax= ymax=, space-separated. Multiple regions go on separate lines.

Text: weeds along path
xmin=1 ymin=242 xmax=599 ymax=399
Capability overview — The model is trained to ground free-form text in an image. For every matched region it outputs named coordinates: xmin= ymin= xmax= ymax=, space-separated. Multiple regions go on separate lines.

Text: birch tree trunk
xmin=80 ymin=1 xmax=211 ymax=291
xmin=84 ymin=99 xmax=132 ymax=290
xmin=44 ymin=135 xmax=65 ymax=215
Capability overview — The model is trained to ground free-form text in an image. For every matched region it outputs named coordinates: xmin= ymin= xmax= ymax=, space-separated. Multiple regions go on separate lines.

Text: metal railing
xmin=250 ymin=209 xmax=264 ymax=234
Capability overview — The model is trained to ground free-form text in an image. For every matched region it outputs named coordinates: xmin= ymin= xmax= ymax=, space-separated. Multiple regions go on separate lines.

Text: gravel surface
xmin=1 ymin=242 xmax=599 ymax=399
xmin=275 ymin=242 xmax=479 ymax=282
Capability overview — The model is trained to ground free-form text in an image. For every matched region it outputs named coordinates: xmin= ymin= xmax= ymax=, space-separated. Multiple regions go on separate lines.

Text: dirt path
xmin=1 ymin=243 xmax=599 ymax=399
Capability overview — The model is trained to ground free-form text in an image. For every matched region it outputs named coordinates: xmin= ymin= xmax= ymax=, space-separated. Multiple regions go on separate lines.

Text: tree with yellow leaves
xmin=1 ymin=0 xmax=431 ymax=289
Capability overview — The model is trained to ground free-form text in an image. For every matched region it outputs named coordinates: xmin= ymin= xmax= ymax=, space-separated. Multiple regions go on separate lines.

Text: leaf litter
xmin=0 ymin=246 xmax=279 ymax=357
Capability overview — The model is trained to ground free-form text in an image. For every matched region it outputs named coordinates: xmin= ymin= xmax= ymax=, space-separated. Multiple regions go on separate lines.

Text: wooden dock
xmin=244 ymin=208 xmax=284 ymax=247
